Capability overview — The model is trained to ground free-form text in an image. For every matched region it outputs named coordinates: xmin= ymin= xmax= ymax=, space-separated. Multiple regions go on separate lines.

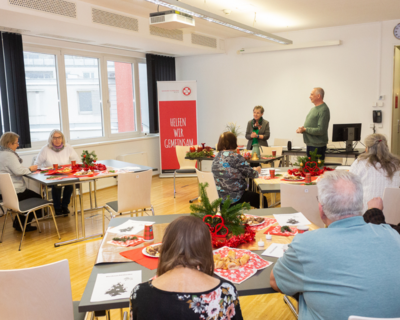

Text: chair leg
xmin=49 ymin=205 xmax=61 ymax=240
xmin=151 ymin=205 xmax=155 ymax=216
xmin=0 ymin=209 xmax=9 ymax=243
xmin=283 ymin=295 xmax=299 ymax=319
xmin=174 ymin=171 xmax=176 ymax=198
xmin=102 ymin=207 xmax=105 ymax=236
xmin=32 ymin=211 xmax=42 ymax=233
xmin=17 ymin=214 xmax=28 ymax=251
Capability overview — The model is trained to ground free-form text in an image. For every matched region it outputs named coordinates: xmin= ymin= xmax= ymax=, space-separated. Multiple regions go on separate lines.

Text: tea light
xmin=258 ymin=239 xmax=265 ymax=247
xmin=266 ymin=233 xmax=272 ymax=240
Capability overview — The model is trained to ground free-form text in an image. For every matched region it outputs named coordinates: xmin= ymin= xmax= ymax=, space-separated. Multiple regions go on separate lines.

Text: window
xmin=65 ymin=55 xmax=103 ymax=140
xmin=78 ymin=91 xmax=93 ymax=112
xmin=107 ymin=61 xmax=136 ymax=134
xmin=138 ymin=63 xmax=149 ymax=133
xmin=23 ymin=52 xmax=61 ymax=142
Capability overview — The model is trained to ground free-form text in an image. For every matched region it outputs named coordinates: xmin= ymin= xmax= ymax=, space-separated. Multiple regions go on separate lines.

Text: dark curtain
xmin=0 ymin=32 xmax=31 ymax=148
xmin=146 ymin=54 xmax=176 ymax=133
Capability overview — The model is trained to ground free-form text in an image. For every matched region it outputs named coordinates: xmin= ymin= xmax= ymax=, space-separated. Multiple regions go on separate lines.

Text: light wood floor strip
xmin=0 ymin=176 xmax=293 ymax=319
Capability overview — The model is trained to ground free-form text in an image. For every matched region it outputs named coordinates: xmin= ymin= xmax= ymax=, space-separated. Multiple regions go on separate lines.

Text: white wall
xmin=176 ymin=20 xmax=400 ymax=148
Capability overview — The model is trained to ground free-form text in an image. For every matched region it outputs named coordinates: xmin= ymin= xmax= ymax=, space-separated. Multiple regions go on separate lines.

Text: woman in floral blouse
xmin=130 ymin=216 xmax=243 ymax=320
xmin=212 ymin=132 xmax=267 ymax=208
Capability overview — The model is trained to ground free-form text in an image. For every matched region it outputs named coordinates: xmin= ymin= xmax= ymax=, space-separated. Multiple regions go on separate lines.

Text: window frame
xmin=22 ymin=44 xmax=147 ymax=149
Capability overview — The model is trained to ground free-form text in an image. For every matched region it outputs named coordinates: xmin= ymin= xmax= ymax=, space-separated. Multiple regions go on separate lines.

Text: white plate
xmin=282 ymin=176 xmax=305 ymax=181
xmin=243 ymin=214 xmax=265 ymax=226
xmin=142 ymin=243 xmax=162 ymax=258
xmin=291 ymin=147 xmax=303 ymax=150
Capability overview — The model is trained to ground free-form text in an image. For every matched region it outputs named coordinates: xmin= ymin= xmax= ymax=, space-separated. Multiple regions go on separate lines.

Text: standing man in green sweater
xmin=296 ymin=87 xmax=330 ymax=160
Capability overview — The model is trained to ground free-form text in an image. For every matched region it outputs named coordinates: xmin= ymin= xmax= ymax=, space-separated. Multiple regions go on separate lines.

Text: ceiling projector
xmin=149 ymin=10 xmax=195 ymax=29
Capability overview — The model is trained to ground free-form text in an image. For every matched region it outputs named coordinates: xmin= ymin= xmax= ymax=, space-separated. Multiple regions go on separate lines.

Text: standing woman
xmin=245 ymin=106 xmax=270 ymax=151
xmin=350 ymin=133 xmax=400 ymax=211
xmin=35 ymin=129 xmax=80 ymax=216
xmin=0 ymin=132 xmax=41 ymax=232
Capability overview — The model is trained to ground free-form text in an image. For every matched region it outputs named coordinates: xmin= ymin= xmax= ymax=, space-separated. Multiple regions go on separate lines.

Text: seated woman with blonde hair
xmin=35 ymin=129 xmax=79 ymax=216
xmin=0 ymin=132 xmax=41 ymax=232
xmin=130 ymin=216 xmax=243 ymax=320
xmin=350 ymin=133 xmax=400 ymax=211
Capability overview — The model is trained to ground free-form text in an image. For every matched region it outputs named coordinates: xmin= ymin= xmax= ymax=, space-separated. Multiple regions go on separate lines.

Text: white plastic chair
xmin=382 ymin=187 xmax=400 ymax=225
xmin=196 ymin=169 xmax=219 ymax=203
xmin=260 ymin=146 xmax=283 ymax=168
xmin=0 ymin=173 xmax=61 ymax=251
xmin=281 ymin=184 xmax=325 ymax=228
xmin=349 ymin=316 xmax=400 ymax=320
xmin=174 ymin=145 xmax=197 ymax=198
xmin=102 ymin=170 xmax=154 ymax=234
xmin=117 ymin=152 xmax=148 ymax=167
xmin=0 ymin=259 xmax=89 ymax=320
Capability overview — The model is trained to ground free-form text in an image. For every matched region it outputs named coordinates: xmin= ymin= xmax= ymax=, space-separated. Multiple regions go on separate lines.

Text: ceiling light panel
xmin=143 ymin=0 xmax=292 ymax=44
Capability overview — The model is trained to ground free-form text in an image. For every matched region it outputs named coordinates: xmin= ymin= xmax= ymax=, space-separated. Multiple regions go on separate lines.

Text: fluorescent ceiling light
xmin=144 ymin=0 xmax=292 ymax=44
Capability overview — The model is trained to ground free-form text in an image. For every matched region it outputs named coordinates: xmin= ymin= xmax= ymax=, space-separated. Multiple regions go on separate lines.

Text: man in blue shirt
xmin=270 ymin=171 xmax=400 ymax=320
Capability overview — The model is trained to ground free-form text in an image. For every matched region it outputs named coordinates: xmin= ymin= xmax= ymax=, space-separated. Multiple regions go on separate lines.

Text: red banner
xmin=158 ymin=81 xmax=197 ymax=174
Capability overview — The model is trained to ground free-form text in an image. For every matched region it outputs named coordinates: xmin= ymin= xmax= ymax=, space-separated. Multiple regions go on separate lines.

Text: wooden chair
xmin=382 ymin=187 xmax=400 ymax=225
xmin=273 ymin=138 xmax=289 ymax=146
xmin=174 ymin=145 xmax=197 ymax=198
xmin=260 ymin=146 xmax=283 ymax=168
xmin=102 ymin=170 xmax=154 ymax=235
xmin=0 ymin=259 xmax=87 ymax=320
xmin=281 ymin=184 xmax=325 ymax=228
xmin=0 ymin=173 xmax=61 ymax=251
xmin=196 ymin=169 xmax=219 ymax=203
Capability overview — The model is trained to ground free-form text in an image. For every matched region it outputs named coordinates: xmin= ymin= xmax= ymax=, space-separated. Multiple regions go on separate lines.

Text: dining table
xmin=25 ymin=159 xmax=155 ymax=247
xmin=78 ymin=207 xmax=319 ymax=318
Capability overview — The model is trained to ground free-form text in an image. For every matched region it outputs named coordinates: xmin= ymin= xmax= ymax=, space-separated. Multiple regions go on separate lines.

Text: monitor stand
xmin=345 ymin=140 xmax=354 ymax=152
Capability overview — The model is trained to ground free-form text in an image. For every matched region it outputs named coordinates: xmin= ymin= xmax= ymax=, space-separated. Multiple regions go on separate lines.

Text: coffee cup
xmin=272 ymin=150 xmax=277 ymax=157
xmin=297 ymin=225 xmax=309 ymax=234
xmin=144 ymin=224 xmax=154 ymax=241
xmin=53 ymin=164 xmax=59 ymax=170
xmin=269 ymin=169 xmax=276 ymax=178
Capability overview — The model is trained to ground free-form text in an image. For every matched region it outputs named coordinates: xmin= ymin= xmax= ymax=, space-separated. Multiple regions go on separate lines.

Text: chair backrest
xmin=0 ymin=259 xmax=74 ymax=320
xmin=116 ymin=152 xmax=148 ymax=167
xmin=273 ymin=138 xmax=289 ymax=146
xmin=349 ymin=316 xmax=400 ymax=320
xmin=260 ymin=146 xmax=283 ymax=167
xmin=382 ymin=187 xmax=400 ymax=225
xmin=196 ymin=169 xmax=219 ymax=203
xmin=175 ymin=146 xmax=196 ymax=170
xmin=281 ymin=184 xmax=325 ymax=228
xmin=0 ymin=173 xmax=20 ymax=212
xmin=118 ymin=170 xmax=153 ymax=212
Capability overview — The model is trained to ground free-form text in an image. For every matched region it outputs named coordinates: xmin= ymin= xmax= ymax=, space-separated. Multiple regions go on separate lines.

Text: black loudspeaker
xmin=287 ymin=141 xmax=292 ymax=151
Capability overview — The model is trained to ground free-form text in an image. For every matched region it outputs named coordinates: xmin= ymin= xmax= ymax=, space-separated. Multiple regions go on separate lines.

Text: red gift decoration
xmin=203 ymin=215 xmax=229 ymax=240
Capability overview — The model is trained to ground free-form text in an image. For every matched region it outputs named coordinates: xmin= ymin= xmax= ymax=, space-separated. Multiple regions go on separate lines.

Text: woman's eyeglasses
xmin=52 ymin=136 xmax=63 ymax=140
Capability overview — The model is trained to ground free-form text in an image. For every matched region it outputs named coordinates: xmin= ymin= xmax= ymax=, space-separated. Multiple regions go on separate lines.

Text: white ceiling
xmin=81 ymin=0 xmax=400 ymax=37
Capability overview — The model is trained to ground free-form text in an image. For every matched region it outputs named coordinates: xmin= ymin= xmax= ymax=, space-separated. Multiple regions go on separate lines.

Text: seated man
xmin=364 ymin=197 xmax=400 ymax=234
xmin=270 ymin=171 xmax=400 ymax=320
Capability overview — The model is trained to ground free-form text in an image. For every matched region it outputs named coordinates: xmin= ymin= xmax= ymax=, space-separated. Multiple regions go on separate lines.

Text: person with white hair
xmin=296 ymin=87 xmax=330 ymax=160
xmin=35 ymin=129 xmax=79 ymax=216
xmin=270 ymin=170 xmax=400 ymax=320
xmin=350 ymin=133 xmax=400 ymax=212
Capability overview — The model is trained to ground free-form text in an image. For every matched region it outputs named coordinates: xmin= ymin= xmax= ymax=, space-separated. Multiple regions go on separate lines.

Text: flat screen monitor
xmin=332 ymin=123 xmax=362 ymax=152
xmin=332 ymin=123 xmax=362 ymax=142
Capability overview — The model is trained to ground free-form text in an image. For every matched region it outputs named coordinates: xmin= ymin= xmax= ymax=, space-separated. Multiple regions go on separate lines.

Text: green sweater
xmin=303 ymin=102 xmax=330 ymax=147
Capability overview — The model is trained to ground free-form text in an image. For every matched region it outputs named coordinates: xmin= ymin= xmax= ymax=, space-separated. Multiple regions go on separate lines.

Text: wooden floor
xmin=0 ymin=175 xmax=295 ymax=320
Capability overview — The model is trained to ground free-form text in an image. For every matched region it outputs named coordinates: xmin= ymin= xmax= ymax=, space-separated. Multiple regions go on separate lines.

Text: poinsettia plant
xmin=81 ymin=150 xmax=97 ymax=168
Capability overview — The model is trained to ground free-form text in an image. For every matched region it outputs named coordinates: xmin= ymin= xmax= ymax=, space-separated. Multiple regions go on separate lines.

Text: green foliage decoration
xmin=190 ymin=183 xmax=251 ymax=236
xmin=294 ymin=148 xmax=324 ymax=169
xmin=81 ymin=150 xmax=98 ymax=167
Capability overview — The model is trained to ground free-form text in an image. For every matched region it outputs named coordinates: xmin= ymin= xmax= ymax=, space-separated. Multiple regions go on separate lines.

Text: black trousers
xmin=52 ymin=185 xmax=73 ymax=210
xmin=230 ymin=191 xmax=268 ymax=209
xmin=306 ymin=145 xmax=327 ymax=161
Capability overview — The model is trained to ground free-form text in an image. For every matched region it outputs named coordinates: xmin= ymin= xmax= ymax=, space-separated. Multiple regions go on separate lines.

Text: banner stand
xmin=157 ymin=81 xmax=198 ymax=178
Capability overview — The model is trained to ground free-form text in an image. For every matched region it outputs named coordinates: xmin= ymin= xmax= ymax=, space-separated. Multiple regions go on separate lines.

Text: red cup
xmin=144 ymin=224 xmax=154 ymax=241
xmin=297 ymin=225 xmax=309 ymax=234
xmin=71 ymin=160 xmax=76 ymax=167
xmin=53 ymin=164 xmax=59 ymax=170
xmin=269 ymin=169 xmax=275 ymax=178
xmin=305 ymin=173 xmax=311 ymax=184
xmin=272 ymin=150 xmax=277 ymax=157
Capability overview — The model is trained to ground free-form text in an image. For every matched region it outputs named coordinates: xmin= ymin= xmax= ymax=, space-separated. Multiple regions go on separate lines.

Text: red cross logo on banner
xmin=182 ymin=87 xmax=191 ymax=96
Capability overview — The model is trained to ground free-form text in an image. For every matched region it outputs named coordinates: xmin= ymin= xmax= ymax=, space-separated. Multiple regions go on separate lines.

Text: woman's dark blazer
xmin=245 ymin=119 xmax=270 ymax=150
